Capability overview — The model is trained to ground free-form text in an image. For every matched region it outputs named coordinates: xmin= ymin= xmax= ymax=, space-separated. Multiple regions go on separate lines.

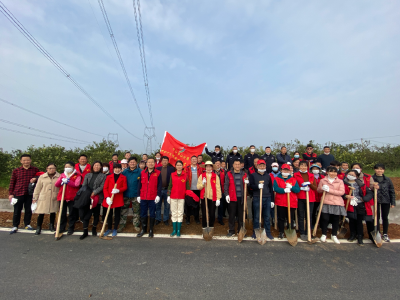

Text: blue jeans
xmin=156 ymin=189 xmax=170 ymax=221
xmin=252 ymin=196 xmax=271 ymax=233
xmin=140 ymin=200 xmax=156 ymax=218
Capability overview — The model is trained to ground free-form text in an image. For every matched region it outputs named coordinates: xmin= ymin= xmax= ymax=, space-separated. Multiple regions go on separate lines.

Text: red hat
xmin=257 ymin=159 xmax=266 ymax=165
xmin=281 ymin=164 xmax=291 ymax=170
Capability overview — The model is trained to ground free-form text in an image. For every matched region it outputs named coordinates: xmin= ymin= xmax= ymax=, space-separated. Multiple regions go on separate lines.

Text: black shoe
xmin=347 ymin=233 xmax=356 ymax=242
xmin=357 ymin=235 xmax=364 ymax=246
xmin=226 ymin=232 xmax=234 ymax=237
xmin=67 ymin=230 xmax=74 ymax=235
xmin=278 ymin=233 xmax=284 ymax=240
xmin=155 ymin=220 xmax=161 ymax=226
xmin=149 ymin=218 xmax=155 ymax=238
xmin=80 ymin=229 xmax=88 ymax=240
xmin=164 ymin=221 xmax=169 ymax=226
xmin=35 ymin=226 xmax=41 ymax=235
xmin=195 ymin=219 xmax=200 ymax=225
xmin=92 ymin=226 xmax=97 ymax=236
xmin=186 ymin=217 xmax=190 ymax=225
xmin=218 ymin=220 xmax=225 ymax=226
xmin=49 ymin=224 xmax=55 ymax=232
xmin=137 ymin=217 xmax=147 ymax=238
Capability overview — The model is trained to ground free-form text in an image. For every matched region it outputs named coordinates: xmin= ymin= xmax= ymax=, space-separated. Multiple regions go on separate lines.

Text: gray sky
xmin=1 ymin=0 xmax=399 ymax=153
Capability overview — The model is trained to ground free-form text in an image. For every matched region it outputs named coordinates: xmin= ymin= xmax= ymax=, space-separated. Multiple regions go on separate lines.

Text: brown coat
xmin=33 ymin=172 xmax=60 ymax=214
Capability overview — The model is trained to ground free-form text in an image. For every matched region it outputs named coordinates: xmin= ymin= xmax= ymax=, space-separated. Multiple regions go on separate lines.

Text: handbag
xmin=73 ymin=185 xmax=93 ymax=209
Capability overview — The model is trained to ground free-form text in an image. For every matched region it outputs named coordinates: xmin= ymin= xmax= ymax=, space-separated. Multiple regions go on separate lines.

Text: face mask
xmin=282 ymin=172 xmax=290 ymax=178
xmin=103 ymin=167 xmax=108 ymax=172
xmin=300 ymin=170 xmax=307 ymax=173
xmin=341 ymin=168 xmax=348 ymax=172
xmin=312 ymin=170 xmax=319 ymax=174
xmin=233 ymin=150 xmax=238 ymax=154
xmin=250 ymin=149 xmax=255 ymax=153
xmin=294 ymin=155 xmax=300 ymax=158
xmin=156 ymin=158 xmax=160 ymax=161
xmin=354 ymin=168 xmax=361 ymax=174
xmin=215 ymin=151 xmax=220 ymax=154
xmin=324 ymin=152 xmax=330 ymax=155
xmin=64 ymin=167 xmax=73 ymax=173
xmin=347 ymin=175 xmax=356 ymax=180
xmin=272 ymin=167 xmax=278 ymax=172
xmin=216 ymin=167 xmax=220 ymax=171
xmin=258 ymin=169 xmax=266 ymax=173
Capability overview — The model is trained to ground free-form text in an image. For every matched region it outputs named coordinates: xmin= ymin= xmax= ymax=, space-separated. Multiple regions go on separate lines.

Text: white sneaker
xmin=327 ymin=223 xmax=332 ymax=229
xmin=320 ymin=234 xmax=327 ymax=243
xmin=331 ymin=235 xmax=340 ymax=244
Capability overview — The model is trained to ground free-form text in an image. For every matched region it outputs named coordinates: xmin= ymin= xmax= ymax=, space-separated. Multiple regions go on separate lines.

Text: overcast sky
xmin=1 ymin=0 xmax=399 ymax=153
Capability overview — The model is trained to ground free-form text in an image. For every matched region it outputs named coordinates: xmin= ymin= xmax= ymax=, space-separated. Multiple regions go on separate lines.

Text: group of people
xmin=8 ymin=144 xmax=396 ymax=245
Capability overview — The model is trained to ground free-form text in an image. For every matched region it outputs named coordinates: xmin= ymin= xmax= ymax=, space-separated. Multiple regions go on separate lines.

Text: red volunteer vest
xmin=170 ymin=172 xmax=187 ymax=199
xmin=344 ymin=181 xmax=372 ymax=216
xmin=56 ymin=173 xmax=81 ymax=201
xmin=200 ymin=172 xmax=217 ymax=201
xmin=249 ymin=167 xmax=256 ymax=175
xmin=102 ymin=174 xmax=128 ymax=208
xmin=274 ymin=176 xmax=298 ymax=208
xmin=294 ymin=172 xmax=316 ymax=202
xmin=140 ymin=169 xmax=161 ymax=200
xmin=75 ymin=163 xmax=91 ymax=181
xmin=314 ymin=174 xmax=325 ymax=202
xmin=215 ymin=169 xmax=225 ymax=191
xmin=226 ymin=171 xmax=248 ymax=202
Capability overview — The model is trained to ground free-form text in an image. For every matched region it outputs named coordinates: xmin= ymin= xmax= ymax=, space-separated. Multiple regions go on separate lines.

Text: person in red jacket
xmin=309 ymin=164 xmax=324 ymax=230
xmin=294 ymin=161 xmax=318 ymax=241
xmin=137 ymin=158 xmax=162 ymax=238
xmin=215 ymin=159 xmax=227 ymax=226
xmin=154 ymin=152 xmax=163 ymax=168
xmin=55 ymin=161 xmax=82 ymax=235
xmin=167 ymin=160 xmax=189 ymax=237
xmin=102 ymin=163 xmax=128 ymax=237
xmin=109 ymin=153 xmax=121 ymax=174
xmin=74 ymin=154 xmax=91 ymax=181
xmin=302 ymin=144 xmax=317 ymax=167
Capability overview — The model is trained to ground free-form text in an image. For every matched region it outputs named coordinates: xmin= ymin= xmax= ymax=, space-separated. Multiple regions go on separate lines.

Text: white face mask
xmin=156 ymin=157 xmax=160 ymax=161
xmin=312 ymin=170 xmax=319 ymax=174
xmin=64 ymin=167 xmax=73 ymax=173
xmin=341 ymin=168 xmax=348 ymax=172
xmin=324 ymin=152 xmax=330 ymax=155
xmin=233 ymin=150 xmax=238 ymax=154
xmin=272 ymin=167 xmax=279 ymax=172
xmin=347 ymin=175 xmax=356 ymax=180
xmin=250 ymin=149 xmax=255 ymax=153
xmin=216 ymin=167 xmax=220 ymax=171
xmin=215 ymin=151 xmax=220 ymax=154
xmin=282 ymin=172 xmax=290 ymax=178
xmin=354 ymin=168 xmax=361 ymax=174
xmin=300 ymin=170 xmax=307 ymax=173
xmin=103 ymin=167 xmax=109 ymax=172
xmin=258 ymin=169 xmax=266 ymax=173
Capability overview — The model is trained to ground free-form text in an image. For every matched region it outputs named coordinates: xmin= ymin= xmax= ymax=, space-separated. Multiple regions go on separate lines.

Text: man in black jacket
xmin=276 ymin=146 xmax=291 ymax=167
xmin=302 ymin=144 xmax=317 ymax=167
xmin=244 ymin=145 xmax=259 ymax=170
xmin=317 ymin=146 xmax=335 ymax=169
xmin=226 ymin=146 xmax=242 ymax=170
xmin=261 ymin=146 xmax=276 ymax=173
xmin=155 ymin=156 xmax=175 ymax=225
xmin=205 ymin=144 xmax=224 ymax=163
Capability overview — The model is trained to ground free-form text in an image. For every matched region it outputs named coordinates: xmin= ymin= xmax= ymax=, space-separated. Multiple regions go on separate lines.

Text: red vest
xmin=140 ymin=169 xmax=161 ymax=200
xmin=170 ymin=171 xmax=187 ymax=199
xmin=109 ymin=160 xmax=121 ymax=173
xmin=314 ymin=174 xmax=325 ymax=202
xmin=249 ymin=167 xmax=256 ymax=175
xmin=75 ymin=163 xmax=91 ymax=181
xmin=337 ymin=172 xmax=345 ymax=180
xmin=215 ymin=169 xmax=225 ymax=191
xmin=294 ymin=172 xmax=316 ymax=202
xmin=274 ymin=176 xmax=298 ymax=208
xmin=102 ymin=174 xmax=128 ymax=208
xmin=56 ymin=173 xmax=81 ymax=201
xmin=363 ymin=173 xmax=371 ymax=188
xmin=226 ymin=171 xmax=248 ymax=202
xmin=344 ymin=181 xmax=372 ymax=216
xmin=200 ymin=172 xmax=217 ymax=201
xmin=185 ymin=164 xmax=204 ymax=186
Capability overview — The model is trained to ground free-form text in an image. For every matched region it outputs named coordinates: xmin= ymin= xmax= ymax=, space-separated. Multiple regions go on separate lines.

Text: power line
xmin=335 ymin=134 xmax=400 ymax=144
xmin=97 ymin=0 xmax=148 ymax=127
xmin=0 ymin=1 xmax=142 ymax=140
xmin=0 ymin=97 xmax=105 ymax=138
xmin=0 ymin=119 xmax=90 ymax=143
xmin=0 ymin=127 xmax=87 ymax=144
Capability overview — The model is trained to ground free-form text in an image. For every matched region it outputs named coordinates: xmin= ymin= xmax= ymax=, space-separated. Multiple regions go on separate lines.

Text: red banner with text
xmin=160 ymin=132 xmax=206 ymax=167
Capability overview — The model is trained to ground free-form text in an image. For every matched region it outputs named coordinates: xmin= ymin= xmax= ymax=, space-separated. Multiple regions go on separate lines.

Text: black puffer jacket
xmin=225 ymin=152 xmax=242 ymax=171
xmin=372 ymin=174 xmax=396 ymax=206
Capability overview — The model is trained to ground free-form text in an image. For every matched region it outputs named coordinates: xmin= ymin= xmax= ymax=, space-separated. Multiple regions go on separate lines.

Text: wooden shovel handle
xmin=312 ymin=191 xmax=326 ymax=236
xmin=55 ymin=184 xmax=66 ymax=239
xmin=204 ymin=178 xmax=209 ymax=228
xmin=100 ymin=183 xmax=118 ymax=237
xmin=287 ymin=192 xmax=291 ymax=226
xmin=374 ymin=188 xmax=378 ymax=227
xmin=341 ymin=189 xmax=353 ymax=224
xmin=306 ymin=190 xmax=311 ymax=241
xmin=259 ymin=181 xmax=264 ymax=228
xmin=243 ymin=181 xmax=247 ymax=225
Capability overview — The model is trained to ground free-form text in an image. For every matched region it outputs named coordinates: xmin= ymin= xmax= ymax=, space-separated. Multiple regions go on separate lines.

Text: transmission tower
xmin=143 ymin=127 xmax=156 ymax=154
xmin=108 ymin=133 xmax=119 ymax=144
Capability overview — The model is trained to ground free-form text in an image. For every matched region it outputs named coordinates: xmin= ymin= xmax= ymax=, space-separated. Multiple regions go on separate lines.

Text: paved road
xmin=1 ymin=232 xmax=399 ymax=300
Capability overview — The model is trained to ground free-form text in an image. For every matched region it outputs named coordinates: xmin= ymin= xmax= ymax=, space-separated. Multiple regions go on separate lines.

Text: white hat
xmin=204 ymin=161 xmax=213 ymax=166
xmin=121 ymin=159 xmax=128 ymax=164
xmin=271 ymin=162 xmax=279 ymax=167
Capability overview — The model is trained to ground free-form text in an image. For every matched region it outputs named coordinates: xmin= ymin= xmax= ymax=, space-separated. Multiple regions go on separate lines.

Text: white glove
xmin=350 ymin=197 xmax=358 ymax=206
xmin=202 ymin=177 xmax=207 ymax=184
xmin=286 ymin=183 xmax=292 ymax=188
xmin=155 ymin=196 xmax=160 ymax=204
xmin=137 ymin=197 xmax=141 ymax=203
xmin=31 ymin=202 xmax=37 ymax=213
xmin=61 ymin=178 xmax=69 ymax=185
xmin=106 ymin=197 xmax=112 ymax=206
xmin=271 ymin=202 xmax=275 ymax=208
xmin=11 ymin=198 xmax=18 ymax=205
xmin=216 ymin=199 xmax=220 ymax=207
xmin=258 ymin=183 xmax=264 ymax=189
xmin=244 ymin=179 xmax=249 ymax=184
xmin=300 ymin=186 xmax=310 ymax=192
xmin=205 ymin=143 xmax=208 ymax=148
xmin=225 ymin=195 xmax=230 ymax=203
xmin=322 ymin=185 xmax=329 ymax=192
xmin=167 ymin=196 xmax=171 ymax=204
xmin=284 ymin=188 xmax=291 ymax=193
xmin=302 ymin=182 xmax=311 ymax=187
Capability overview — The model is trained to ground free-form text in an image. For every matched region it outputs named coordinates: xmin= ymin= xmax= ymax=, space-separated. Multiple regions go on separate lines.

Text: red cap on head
xmin=257 ymin=159 xmax=266 ymax=165
xmin=281 ymin=164 xmax=291 ymax=170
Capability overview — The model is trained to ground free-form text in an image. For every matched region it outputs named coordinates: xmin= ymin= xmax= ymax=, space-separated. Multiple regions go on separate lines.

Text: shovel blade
xmin=255 ymin=228 xmax=267 ymax=245
xmin=238 ymin=227 xmax=246 ymax=243
xmin=203 ymin=227 xmax=214 ymax=241
xmin=55 ymin=233 xmax=63 ymax=241
xmin=285 ymin=228 xmax=298 ymax=247
xmin=370 ymin=230 xmax=383 ymax=248
xmin=337 ymin=227 xmax=347 ymax=239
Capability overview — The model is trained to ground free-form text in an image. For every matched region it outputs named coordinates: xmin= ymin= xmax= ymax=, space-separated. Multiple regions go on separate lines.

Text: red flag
xmin=160 ymin=132 xmax=205 ymax=168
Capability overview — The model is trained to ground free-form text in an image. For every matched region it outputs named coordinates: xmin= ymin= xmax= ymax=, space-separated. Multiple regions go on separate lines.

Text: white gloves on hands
xmin=10 ymin=198 xmax=18 ymax=205
xmin=225 ymin=195 xmax=230 ymax=203
xmin=205 ymin=143 xmax=208 ymax=148
xmin=167 ymin=196 xmax=171 ymax=204
xmin=216 ymin=199 xmax=220 ymax=207
xmin=61 ymin=178 xmax=69 ymax=185
xmin=271 ymin=202 xmax=275 ymax=208
xmin=322 ymin=185 xmax=329 ymax=192
xmin=302 ymin=182 xmax=311 ymax=187
xmin=106 ymin=197 xmax=112 ymax=206
xmin=137 ymin=197 xmax=141 ymax=203
xmin=286 ymin=183 xmax=292 ymax=189
xmin=111 ymin=188 xmax=119 ymax=194
xmin=300 ymin=186 xmax=310 ymax=192
xmin=284 ymin=188 xmax=291 ymax=193
xmin=350 ymin=197 xmax=358 ymax=206
xmin=31 ymin=202 xmax=37 ymax=213
xmin=202 ymin=177 xmax=207 ymax=184
xmin=258 ymin=183 xmax=264 ymax=189
xmin=244 ymin=179 xmax=249 ymax=185
xmin=155 ymin=196 xmax=160 ymax=204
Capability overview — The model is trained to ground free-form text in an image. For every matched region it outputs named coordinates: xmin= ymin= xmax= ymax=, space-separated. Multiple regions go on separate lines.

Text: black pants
xmin=37 ymin=213 xmax=56 ymax=227
xmin=297 ymin=199 xmax=314 ymax=235
xmin=60 ymin=200 xmax=78 ymax=232
xmin=79 ymin=203 xmax=101 ymax=229
xmin=366 ymin=221 xmax=374 ymax=239
xmin=228 ymin=201 xmax=244 ymax=234
xmin=201 ymin=199 xmax=216 ymax=228
xmin=377 ymin=203 xmax=390 ymax=234
xmin=13 ymin=195 xmax=33 ymax=227
xmin=103 ymin=207 xmax=121 ymax=230
xmin=321 ymin=213 xmax=340 ymax=236
xmin=277 ymin=205 xmax=296 ymax=234
xmin=349 ymin=216 xmax=364 ymax=236
xmin=312 ymin=202 xmax=321 ymax=229
xmin=186 ymin=190 xmax=200 ymax=221
xmin=218 ymin=194 xmax=228 ymax=222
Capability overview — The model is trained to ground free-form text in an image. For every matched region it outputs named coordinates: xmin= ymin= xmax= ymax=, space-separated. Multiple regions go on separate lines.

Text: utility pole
xmin=143 ymin=127 xmax=156 ymax=154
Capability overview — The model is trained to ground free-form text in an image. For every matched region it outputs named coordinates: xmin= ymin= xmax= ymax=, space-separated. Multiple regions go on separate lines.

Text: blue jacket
xmin=276 ymin=153 xmax=292 ymax=167
xmin=122 ymin=167 xmax=142 ymax=198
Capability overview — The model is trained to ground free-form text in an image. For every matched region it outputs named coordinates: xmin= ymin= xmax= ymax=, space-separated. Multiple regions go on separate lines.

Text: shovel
xmin=274 ymin=192 xmax=277 ymax=230
xmin=337 ymin=187 xmax=354 ymax=239
xmin=305 ymin=190 xmax=319 ymax=244
xmin=370 ymin=188 xmax=382 ymax=248
xmin=238 ymin=180 xmax=247 ymax=243
xmin=255 ymin=181 xmax=267 ymax=245
xmin=99 ymin=183 xmax=118 ymax=240
xmin=313 ymin=191 xmax=326 ymax=237
xmin=202 ymin=181 xmax=214 ymax=241
xmin=285 ymin=192 xmax=298 ymax=246
xmin=55 ymin=184 xmax=66 ymax=240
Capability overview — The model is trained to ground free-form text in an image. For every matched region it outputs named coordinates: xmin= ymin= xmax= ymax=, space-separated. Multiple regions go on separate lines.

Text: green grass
xmin=363 ymin=169 xmax=400 ymax=177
